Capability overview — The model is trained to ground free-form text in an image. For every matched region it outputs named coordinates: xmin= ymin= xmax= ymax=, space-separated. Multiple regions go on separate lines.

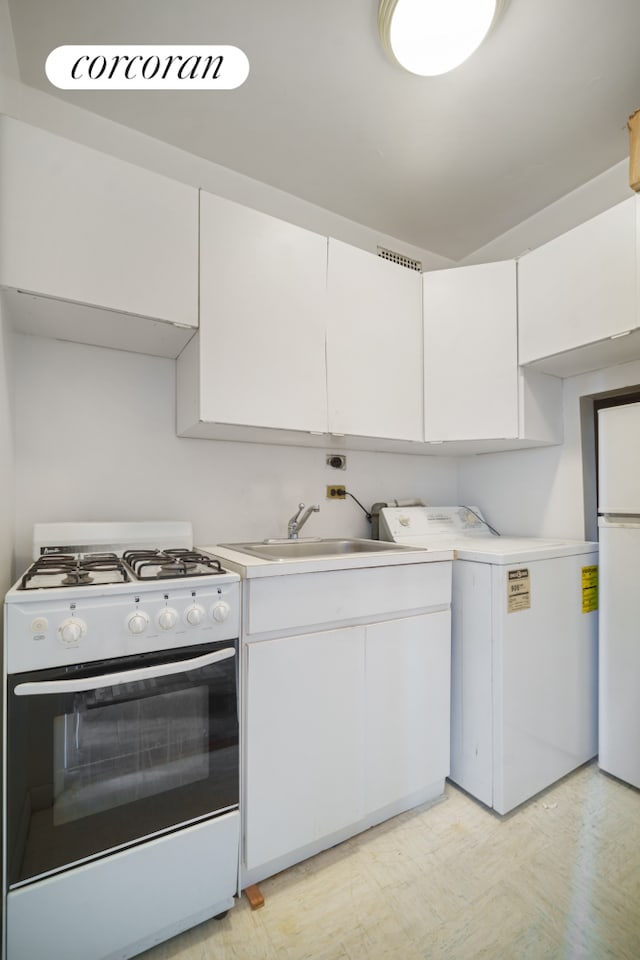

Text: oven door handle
xmin=13 ymin=647 xmax=236 ymax=696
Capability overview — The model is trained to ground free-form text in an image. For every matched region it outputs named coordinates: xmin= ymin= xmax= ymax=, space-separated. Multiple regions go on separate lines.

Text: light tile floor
xmin=141 ymin=763 xmax=640 ymax=960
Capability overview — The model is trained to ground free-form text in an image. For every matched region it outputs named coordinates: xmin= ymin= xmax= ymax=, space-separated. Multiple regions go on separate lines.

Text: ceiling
xmin=7 ymin=0 xmax=640 ymax=260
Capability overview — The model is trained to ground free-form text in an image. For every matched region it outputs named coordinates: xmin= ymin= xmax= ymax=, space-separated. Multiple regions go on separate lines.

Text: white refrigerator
xmin=598 ymin=401 xmax=640 ymax=788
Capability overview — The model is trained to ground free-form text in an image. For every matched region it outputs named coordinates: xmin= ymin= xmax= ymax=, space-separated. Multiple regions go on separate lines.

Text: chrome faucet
xmin=287 ymin=502 xmax=320 ymax=539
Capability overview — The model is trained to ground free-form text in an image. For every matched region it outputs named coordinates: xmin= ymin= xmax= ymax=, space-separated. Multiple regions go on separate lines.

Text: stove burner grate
xmin=19 ymin=553 xmax=131 ymax=590
xmin=122 ymin=549 xmax=224 ymax=581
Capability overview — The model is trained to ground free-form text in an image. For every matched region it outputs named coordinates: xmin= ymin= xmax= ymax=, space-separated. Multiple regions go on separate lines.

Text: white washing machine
xmin=378 ymin=506 xmax=599 ymax=814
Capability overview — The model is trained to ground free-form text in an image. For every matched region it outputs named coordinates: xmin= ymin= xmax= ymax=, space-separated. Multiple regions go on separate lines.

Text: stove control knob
xmin=185 ymin=605 xmax=206 ymax=626
xmin=127 ymin=611 xmax=149 ymax=635
xmin=211 ymin=601 xmax=231 ymax=623
xmin=58 ymin=617 xmax=86 ymax=645
xmin=157 ymin=608 xmax=178 ymax=631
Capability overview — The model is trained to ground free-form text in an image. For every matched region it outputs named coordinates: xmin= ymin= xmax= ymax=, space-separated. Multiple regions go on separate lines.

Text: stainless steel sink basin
xmin=218 ymin=538 xmax=422 ymax=562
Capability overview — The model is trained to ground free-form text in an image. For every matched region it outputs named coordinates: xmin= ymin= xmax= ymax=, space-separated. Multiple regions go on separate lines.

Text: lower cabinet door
xmin=365 ymin=612 xmax=451 ymax=812
xmin=244 ymin=627 xmax=365 ymax=871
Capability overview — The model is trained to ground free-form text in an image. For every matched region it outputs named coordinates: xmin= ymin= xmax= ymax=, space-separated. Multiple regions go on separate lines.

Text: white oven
xmin=2 ymin=522 xmax=241 ymax=960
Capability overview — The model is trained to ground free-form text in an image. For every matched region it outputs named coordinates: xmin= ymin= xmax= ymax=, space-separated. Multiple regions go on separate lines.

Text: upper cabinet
xmin=1 ymin=119 xmax=579 ymax=453
xmin=180 ymin=203 xmax=563 ymax=454
xmin=423 ymin=261 xmax=562 ymax=450
xmin=177 ymin=192 xmax=328 ymax=438
xmin=326 ymin=240 xmax=423 ymax=442
xmin=178 ymin=203 xmax=426 ymax=450
xmin=0 ymin=116 xmax=198 ymax=357
xmin=424 ymin=261 xmax=519 ymax=441
xmin=518 ymin=197 xmax=640 ymax=376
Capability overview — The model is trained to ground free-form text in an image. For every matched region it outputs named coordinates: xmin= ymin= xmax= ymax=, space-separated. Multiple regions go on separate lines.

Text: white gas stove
xmin=3 ymin=521 xmax=241 ymax=960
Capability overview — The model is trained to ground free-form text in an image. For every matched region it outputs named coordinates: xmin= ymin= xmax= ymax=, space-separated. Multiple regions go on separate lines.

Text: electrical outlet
xmin=326 ymin=485 xmax=346 ymax=500
xmin=326 ymin=454 xmax=347 ymax=470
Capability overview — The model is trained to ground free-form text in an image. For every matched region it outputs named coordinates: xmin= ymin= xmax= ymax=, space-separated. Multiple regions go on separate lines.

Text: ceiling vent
xmin=377 ymin=246 xmax=422 ymax=272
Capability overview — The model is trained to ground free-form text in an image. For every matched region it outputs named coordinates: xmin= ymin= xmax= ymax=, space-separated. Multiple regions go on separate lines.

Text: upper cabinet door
xmin=518 ymin=198 xmax=638 ymax=368
xmin=0 ymin=117 xmax=198 ymax=327
xmin=198 ymin=193 xmax=328 ymax=433
xmin=423 ymin=260 xmax=519 ymax=441
xmin=326 ymin=240 xmax=423 ymax=442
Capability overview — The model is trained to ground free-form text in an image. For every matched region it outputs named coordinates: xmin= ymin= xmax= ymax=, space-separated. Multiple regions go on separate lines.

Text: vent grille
xmin=377 ymin=246 xmax=422 ymax=272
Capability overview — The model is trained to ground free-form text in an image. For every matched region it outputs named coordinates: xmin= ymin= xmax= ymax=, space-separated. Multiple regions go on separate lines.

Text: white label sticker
xmin=507 ymin=568 xmax=530 ymax=613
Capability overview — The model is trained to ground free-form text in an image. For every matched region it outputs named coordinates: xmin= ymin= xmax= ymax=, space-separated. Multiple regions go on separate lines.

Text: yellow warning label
xmin=582 ymin=565 xmax=598 ymax=613
xmin=507 ymin=567 xmax=530 ymax=613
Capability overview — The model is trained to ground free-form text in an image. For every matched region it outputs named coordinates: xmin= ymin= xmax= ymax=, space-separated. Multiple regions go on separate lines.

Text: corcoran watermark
xmin=45 ymin=45 xmax=249 ymax=90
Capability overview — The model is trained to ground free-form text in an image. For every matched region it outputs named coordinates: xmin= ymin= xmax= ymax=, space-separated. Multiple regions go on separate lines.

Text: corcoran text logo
xmin=46 ymin=45 xmax=249 ymax=90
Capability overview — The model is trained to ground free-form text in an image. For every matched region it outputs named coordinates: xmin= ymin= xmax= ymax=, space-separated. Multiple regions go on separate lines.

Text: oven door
xmin=6 ymin=639 xmax=238 ymax=888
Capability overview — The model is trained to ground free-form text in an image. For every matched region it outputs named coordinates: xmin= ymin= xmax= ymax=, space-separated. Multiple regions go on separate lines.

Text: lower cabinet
xmin=365 ymin=611 xmax=451 ymax=813
xmin=244 ymin=626 xmax=365 ymax=872
xmin=243 ymin=611 xmax=451 ymax=883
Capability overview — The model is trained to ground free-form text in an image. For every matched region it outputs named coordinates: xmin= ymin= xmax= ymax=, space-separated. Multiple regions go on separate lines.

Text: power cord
xmin=461 ymin=505 xmax=500 ymax=536
xmin=345 ymin=491 xmax=373 ymax=523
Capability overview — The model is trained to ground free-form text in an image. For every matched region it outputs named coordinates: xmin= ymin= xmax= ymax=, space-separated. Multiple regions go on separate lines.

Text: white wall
xmin=13 ymin=335 xmax=640 ymax=573
xmin=0 ymin=300 xmax=15 ymax=594
xmin=458 ymin=359 xmax=640 ymax=540
xmin=12 ymin=333 xmax=459 ymax=574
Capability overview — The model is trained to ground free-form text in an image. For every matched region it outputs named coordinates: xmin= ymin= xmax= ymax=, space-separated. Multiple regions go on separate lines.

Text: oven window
xmin=7 ymin=641 xmax=239 ymax=887
xmin=53 ymin=686 xmax=209 ymax=826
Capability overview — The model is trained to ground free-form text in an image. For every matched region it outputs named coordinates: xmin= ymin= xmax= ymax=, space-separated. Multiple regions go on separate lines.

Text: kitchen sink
xmin=218 ymin=538 xmax=423 ymax=561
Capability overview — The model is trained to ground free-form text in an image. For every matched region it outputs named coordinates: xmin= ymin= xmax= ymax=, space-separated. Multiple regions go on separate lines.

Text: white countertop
xmin=200 ymin=542 xmax=454 ymax=579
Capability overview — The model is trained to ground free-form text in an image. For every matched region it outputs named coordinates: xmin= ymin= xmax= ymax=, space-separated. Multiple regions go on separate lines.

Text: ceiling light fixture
xmin=378 ymin=0 xmax=505 ymax=77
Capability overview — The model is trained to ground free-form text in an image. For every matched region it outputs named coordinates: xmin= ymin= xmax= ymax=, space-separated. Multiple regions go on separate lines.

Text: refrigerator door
xmin=598 ymin=518 xmax=640 ymax=789
xmin=598 ymin=402 xmax=640 ymax=514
